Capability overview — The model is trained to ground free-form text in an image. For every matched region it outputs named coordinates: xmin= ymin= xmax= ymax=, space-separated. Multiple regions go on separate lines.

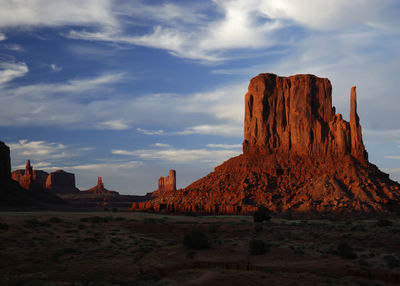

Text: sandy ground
xmin=0 ymin=211 xmax=399 ymax=285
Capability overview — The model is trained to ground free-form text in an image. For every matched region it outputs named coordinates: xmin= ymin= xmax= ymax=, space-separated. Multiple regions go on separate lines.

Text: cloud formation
xmin=112 ymin=145 xmax=241 ymax=165
xmin=0 ymin=61 xmax=29 ymax=85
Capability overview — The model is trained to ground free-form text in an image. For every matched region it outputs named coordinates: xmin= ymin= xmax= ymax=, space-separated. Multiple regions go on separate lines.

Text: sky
xmin=1 ymin=0 xmax=400 ymax=195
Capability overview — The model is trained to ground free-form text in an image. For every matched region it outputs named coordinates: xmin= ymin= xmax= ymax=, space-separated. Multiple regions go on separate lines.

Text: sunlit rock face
xmin=243 ymin=74 xmax=367 ymax=161
xmin=132 ymin=74 xmax=400 ymax=218
xmin=45 ymin=170 xmax=80 ymax=194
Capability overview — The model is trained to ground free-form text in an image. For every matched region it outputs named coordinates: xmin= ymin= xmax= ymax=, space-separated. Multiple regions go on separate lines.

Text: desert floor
xmin=0 ymin=211 xmax=399 ymax=285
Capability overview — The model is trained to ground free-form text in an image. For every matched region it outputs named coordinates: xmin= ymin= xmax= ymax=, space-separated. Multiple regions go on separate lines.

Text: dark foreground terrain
xmin=0 ymin=212 xmax=399 ymax=286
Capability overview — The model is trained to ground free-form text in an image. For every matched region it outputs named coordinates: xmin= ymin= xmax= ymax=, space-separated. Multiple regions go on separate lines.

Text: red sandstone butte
xmin=132 ymin=73 xmax=400 ymax=217
xmin=85 ymin=177 xmax=119 ymax=195
xmin=45 ymin=170 xmax=80 ymax=194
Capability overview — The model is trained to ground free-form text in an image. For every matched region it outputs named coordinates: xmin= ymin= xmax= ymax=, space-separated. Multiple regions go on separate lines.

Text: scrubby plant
xmin=249 ymin=239 xmax=269 ymax=255
xmin=48 ymin=217 xmax=62 ymax=223
xmin=336 ymin=241 xmax=357 ymax=259
xmin=253 ymin=207 xmax=271 ymax=223
xmin=376 ymin=219 xmax=393 ymax=227
xmin=254 ymin=224 xmax=263 ymax=233
xmin=0 ymin=222 xmax=9 ymax=231
xmin=183 ymin=229 xmax=210 ymax=250
xmin=23 ymin=218 xmax=49 ymax=228
xmin=383 ymin=255 xmax=400 ymax=268
xmin=80 ymin=216 xmax=112 ymax=223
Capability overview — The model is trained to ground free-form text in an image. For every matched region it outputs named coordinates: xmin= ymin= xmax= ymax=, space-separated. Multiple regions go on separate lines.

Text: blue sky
xmin=1 ymin=0 xmax=400 ymax=194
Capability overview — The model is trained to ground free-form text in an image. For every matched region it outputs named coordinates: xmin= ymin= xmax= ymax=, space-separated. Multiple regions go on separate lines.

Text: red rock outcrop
xmin=12 ymin=167 xmax=49 ymax=189
xmin=12 ymin=166 xmax=81 ymax=194
xmin=132 ymin=73 xmax=400 ymax=217
xmin=0 ymin=142 xmax=11 ymax=179
xmin=85 ymin=177 xmax=119 ymax=195
xmin=45 ymin=170 xmax=80 ymax=194
xmin=158 ymin=170 xmax=176 ymax=192
xmin=2 ymin=155 xmax=65 ymax=207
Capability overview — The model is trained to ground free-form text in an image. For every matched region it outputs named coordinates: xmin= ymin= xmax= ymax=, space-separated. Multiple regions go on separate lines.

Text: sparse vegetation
xmin=249 ymin=239 xmax=269 ymax=255
xmin=336 ymin=241 xmax=357 ymax=259
xmin=1 ymin=212 xmax=399 ymax=285
xmin=253 ymin=207 xmax=271 ymax=223
xmin=183 ymin=228 xmax=210 ymax=249
xmin=0 ymin=222 xmax=9 ymax=231
xmin=254 ymin=224 xmax=263 ymax=232
xmin=48 ymin=216 xmax=62 ymax=223
xmin=376 ymin=219 xmax=393 ymax=227
xmin=80 ymin=216 xmax=112 ymax=223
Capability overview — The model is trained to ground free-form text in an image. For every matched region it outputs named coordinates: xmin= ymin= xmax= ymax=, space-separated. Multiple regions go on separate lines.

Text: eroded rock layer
xmin=132 ymin=73 xmax=400 ymax=217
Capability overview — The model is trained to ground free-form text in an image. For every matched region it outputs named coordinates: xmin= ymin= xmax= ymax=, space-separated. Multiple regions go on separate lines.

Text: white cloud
xmin=0 ymin=32 xmax=5 ymax=41
xmin=8 ymin=73 xmax=123 ymax=96
xmin=152 ymin=143 xmax=171 ymax=148
xmin=207 ymin=143 xmax=241 ymax=149
xmin=50 ymin=63 xmax=62 ymax=72
xmin=96 ymin=120 xmax=131 ymax=130
xmin=384 ymin=156 xmax=400 ymax=160
xmin=61 ymin=0 xmax=400 ymax=62
xmin=9 ymin=139 xmax=70 ymax=166
xmin=0 ymin=0 xmax=116 ymax=29
xmin=136 ymin=128 xmax=164 ymax=135
xmin=177 ymin=124 xmax=242 ymax=137
xmin=2 ymin=44 xmax=25 ymax=52
xmin=0 ymin=61 xmax=28 ymax=85
xmin=112 ymin=146 xmax=241 ymax=165
xmin=70 ymin=161 xmax=143 ymax=171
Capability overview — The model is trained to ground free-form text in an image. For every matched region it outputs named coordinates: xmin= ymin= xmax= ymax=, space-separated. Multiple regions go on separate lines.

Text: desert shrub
xmin=80 ymin=216 xmax=111 ymax=223
xmin=336 ymin=241 xmax=357 ymax=259
xmin=253 ymin=207 xmax=271 ymax=223
xmin=184 ymin=211 xmax=197 ymax=217
xmin=376 ymin=219 xmax=393 ymax=227
xmin=249 ymin=239 xmax=269 ymax=255
xmin=254 ymin=224 xmax=263 ymax=233
xmin=48 ymin=217 xmax=62 ymax=223
xmin=183 ymin=229 xmax=210 ymax=250
xmin=384 ymin=255 xmax=400 ymax=268
xmin=0 ymin=222 xmax=9 ymax=231
xmin=52 ymin=247 xmax=81 ymax=261
xmin=24 ymin=218 xmax=49 ymax=228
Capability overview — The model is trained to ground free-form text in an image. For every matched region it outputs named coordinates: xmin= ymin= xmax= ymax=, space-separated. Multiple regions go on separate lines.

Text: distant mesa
xmin=12 ymin=161 xmax=79 ymax=194
xmin=46 ymin=170 xmax=80 ymax=194
xmin=84 ymin=177 xmax=119 ymax=195
xmin=1 ymin=148 xmax=65 ymax=208
xmin=132 ymin=73 xmax=400 ymax=217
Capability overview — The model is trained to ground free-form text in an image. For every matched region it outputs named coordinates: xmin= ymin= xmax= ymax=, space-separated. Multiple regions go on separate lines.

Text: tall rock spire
xmin=349 ymin=87 xmax=368 ymax=161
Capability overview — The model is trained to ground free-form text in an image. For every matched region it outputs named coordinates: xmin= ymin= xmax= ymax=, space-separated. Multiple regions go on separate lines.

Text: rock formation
xmin=1 ymin=145 xmax=65 ymax=208
xmin=158 ymin=170 xmax=176 ymax=192
xmin=0 ymin=142 xmax=11 ymax=179
xmin=132 ymin=73 xmax=400 ymax=217
xmin=85 ymin=177 xmax=119 ymax=194
xmin=12 ymin=165 xmax=80 ymax=194
xmin=45 ymin=170 xmax=80 ymax=194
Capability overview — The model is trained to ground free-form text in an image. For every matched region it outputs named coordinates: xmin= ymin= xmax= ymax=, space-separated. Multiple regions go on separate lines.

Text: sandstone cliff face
xmin=158 ymin=170 xmax=176 ymax=192
xmin=132 ymin=73 xmax=400 ymax=217
xmin=85 ymin=177 xmax=119 ymax=195
xmin=0 ymin=142 xmax=11 ymax=179
xmin=12 ymin=166 xmax=80 ymax=194
xmin=243 ymin=74 xmax=367 ymax=161
xmin=45 ymin=170 xmax=80 ymax=194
